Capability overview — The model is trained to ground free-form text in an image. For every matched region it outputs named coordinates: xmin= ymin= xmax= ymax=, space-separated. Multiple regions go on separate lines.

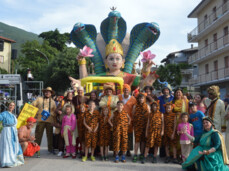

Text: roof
xmin=188 ymin=0 xmax=211 ymax=18
xmin=0 ymin=36 xmax=16 ymax=43
xmin=161 ymin=47 xmax=198 ymax=63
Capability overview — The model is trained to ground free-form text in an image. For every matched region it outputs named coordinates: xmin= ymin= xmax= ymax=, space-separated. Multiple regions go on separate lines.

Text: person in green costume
xmin=182 ymin=116 xmax=229 ymax=171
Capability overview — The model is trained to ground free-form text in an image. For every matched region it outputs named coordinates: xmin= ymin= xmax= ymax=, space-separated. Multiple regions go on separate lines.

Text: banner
xmin=16 ymin=103 xmax=38 ymax=129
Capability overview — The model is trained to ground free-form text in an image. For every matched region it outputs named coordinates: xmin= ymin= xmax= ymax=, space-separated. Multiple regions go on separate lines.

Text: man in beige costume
xmin=32 ymin=87 xmax=56 ymax=156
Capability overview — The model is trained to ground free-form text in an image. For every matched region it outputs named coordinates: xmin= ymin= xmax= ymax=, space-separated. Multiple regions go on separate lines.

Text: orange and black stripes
xmin=113 ymin=110 xmax=129 ymax=152
xmin=146 ymin=111 xmax=163 ymax=148
xmin=133 ymin=103 xmax=148 ymax=143
xmin=84 ymin=110 xmax=99 ymax=148
xmin=163 ymin=112 xmax=177 ymax=145
xmin=98 ymin=113 xmax=111 ymax=146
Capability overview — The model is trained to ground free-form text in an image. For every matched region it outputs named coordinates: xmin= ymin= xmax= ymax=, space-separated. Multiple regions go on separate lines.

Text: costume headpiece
xmin=123 ymin=84 xmax=131 ymax=92
xmin=27 ymin=117 xmax=36 ymax=123
xmin=202 ymin=116 xmax=214 ymax=126
xmin=163 ymin=102 xmax=174 ymax=109
xmin=157 ymin=80 xmax=172 ymax=93
xmin=105 ymin=39 xmax=123 ymax=57
xmin=151 ymin=100 xmax=160 ymax=110
xmin=104 ymin=82 xmax=115 ymax=92
xmin=207 ymin=85 xmax=220 ymax=98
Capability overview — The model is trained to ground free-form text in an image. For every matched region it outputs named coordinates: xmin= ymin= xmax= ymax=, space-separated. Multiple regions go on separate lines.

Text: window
xmin=224 ymin=26 xmax=229 ymax=45
xmin=214 ymin=60 xmax=218 ymax=71
xmin=204 ymin=14 xmax=208 ymax=28
xmin=225 ymin=56 xmax=229 ymax=68
xmin=212 ymin=6 xmax=217 ymax=21
xmin=223 ymin=0 xmax=228 ymax=14
xmin=0 ymin=55 xmax=4 ymax=63
xmin=205 ymin=64 xmax=209 ymax=74
xmin=205 ymin=39 xmax=208 ymax=47
xmin=0 ymin=40 xmax=4 ymax=51
xmin=213 ymin=33 xmax=218 ymax=50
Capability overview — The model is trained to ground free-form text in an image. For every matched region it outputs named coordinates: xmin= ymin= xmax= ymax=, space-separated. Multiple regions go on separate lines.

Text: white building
xmin=188 ymin=0 xmax=229 ymax=98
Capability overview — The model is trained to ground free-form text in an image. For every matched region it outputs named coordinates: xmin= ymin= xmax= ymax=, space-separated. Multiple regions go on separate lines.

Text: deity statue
xmin=69 ymin=9 xmax=160 ymax=92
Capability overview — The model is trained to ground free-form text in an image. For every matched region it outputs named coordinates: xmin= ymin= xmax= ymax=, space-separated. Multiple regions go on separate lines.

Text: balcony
xmin=188 ymin=1 xmax=229 ymax=42
xmin=181 ymin=68 xmax=193 ymax=75
xmin=188 ymin=34 xmax=229 ymax=64
xmin=190 ymin=67 xmax=229 ymax=86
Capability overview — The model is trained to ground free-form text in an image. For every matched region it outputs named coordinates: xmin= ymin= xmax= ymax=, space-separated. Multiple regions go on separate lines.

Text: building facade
xmin=161 ymin=46 xmax=198 ymax=93
xmin=188 ymin=0 xmax=229 ymax=98
xmin=0 ymin=36 xmax=16 ymax=73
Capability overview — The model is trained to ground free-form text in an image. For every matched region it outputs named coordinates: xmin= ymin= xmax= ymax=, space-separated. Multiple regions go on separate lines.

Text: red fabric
xmin=23 ymin=142 xmax=40 ymax=157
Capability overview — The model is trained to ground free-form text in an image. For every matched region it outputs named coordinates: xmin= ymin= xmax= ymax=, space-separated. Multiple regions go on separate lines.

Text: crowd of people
xmin=1 ymin=83 xmax=229 ymax=171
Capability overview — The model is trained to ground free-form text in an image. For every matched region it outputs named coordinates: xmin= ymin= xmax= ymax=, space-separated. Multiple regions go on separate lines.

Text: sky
xmin=1 ymin=0 xmax=202 ymax=65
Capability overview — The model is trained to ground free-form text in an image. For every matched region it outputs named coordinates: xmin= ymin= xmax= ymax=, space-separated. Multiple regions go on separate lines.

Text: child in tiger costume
xmin=163 ymin=102 xmax=179 ymax=164
xmin=99 ymin=106 xmax=111 ymax=161
xmin=82 ymin=101 xmax=99 ymax=162
xmin=132 ymin=93 xmax=150 ymax=162
xmin=109 ymin=101 xmax=131 ymax=163
xmin=142 ymin=101 xmax=164 ymax=164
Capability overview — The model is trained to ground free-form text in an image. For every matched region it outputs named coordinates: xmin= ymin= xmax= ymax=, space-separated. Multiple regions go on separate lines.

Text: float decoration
xmin=70 ymin=8 xmax=161 ymax=92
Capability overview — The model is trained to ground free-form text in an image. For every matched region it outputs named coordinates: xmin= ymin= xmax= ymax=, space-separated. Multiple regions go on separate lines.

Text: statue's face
xmin=106 ymin=53 xmax=124 ymax=72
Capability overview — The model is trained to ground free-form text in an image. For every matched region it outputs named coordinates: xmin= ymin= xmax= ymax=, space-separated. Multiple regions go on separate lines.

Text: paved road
xmin=6 ymin=127 xmax=183 ymax=171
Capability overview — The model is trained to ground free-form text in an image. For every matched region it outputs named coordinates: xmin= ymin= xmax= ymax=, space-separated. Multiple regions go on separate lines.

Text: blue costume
xmin=189 ymin=110 xmax=205 ymax=137
xmin=158 ymin=95 xmax=174 ymax=113
xmin=0 ymin=111 xmax=24 ymax=168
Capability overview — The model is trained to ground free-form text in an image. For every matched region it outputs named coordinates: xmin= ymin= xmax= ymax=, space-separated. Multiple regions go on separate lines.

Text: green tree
xmin=38 ymin=29 xmax=70 ymax=51
xmin=17 ymin=40 xmax=59 ymax=80
xmin=43 ymin=47 xmax=79 ymax=93
xmin=155 ymin=64 xmax=182 ymax=89
xmin=0 ymin=68 xmax=8 ymax=74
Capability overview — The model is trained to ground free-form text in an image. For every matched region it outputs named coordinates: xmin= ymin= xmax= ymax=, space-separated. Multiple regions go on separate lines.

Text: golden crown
xmin=105 ymin=39 xmax=123 ymax=57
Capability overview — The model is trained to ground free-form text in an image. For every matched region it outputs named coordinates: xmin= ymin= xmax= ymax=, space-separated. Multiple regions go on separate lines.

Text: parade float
xmin=69 ymin=8 xmax=160 ymax=94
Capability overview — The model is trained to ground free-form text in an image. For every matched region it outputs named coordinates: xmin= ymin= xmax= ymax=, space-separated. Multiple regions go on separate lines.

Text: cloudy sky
xmin=1 ymin=0 xmax=201 ymax=64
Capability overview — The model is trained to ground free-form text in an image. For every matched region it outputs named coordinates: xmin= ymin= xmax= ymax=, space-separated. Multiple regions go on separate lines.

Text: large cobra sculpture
xmin=123 ymin=22 xmax=160 ymax=73
xmin=100 ymin=10 xmax=127 ymax=44
xmin=70 ymin=22 xmax=106 ymax=74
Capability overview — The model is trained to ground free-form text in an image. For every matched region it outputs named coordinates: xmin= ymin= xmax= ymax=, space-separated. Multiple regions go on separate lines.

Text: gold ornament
xmin=78 ymin=58 xmax=86 ymax=65
xmin=105 ymin=64 xmax=108 ymax=69
xmin=105 ymin=39 xmax=123 ymax=57
xmin=122 ymin=63 xmax=125 ymax=69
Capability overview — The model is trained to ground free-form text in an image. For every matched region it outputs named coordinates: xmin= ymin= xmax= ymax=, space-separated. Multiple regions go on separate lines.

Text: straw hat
xmin=42 ymin=87 xmax=55 ymax=95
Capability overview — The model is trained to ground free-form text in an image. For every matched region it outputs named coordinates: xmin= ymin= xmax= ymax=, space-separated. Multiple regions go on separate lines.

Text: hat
xmin=27 ymin=117 xmax=36 ymax=123
xmin=157 ymin=80 xmax=172 ymax=93
xmin=189 ymin=101 xmax=197 ymax=107
xmin=202 ymin=116 xmax=214 ymax=126
xmin=207 ymin=85 xmax=220 ymax=98
xmin=123 ymin=84 xmax=131 ymax=92
xmin=103 ymin=82 xmax=115 ymax=92
xmin=42 ymin=87 xmax=55 ymax=95
xmin=105 ymin=39 xmax=124 ymax=57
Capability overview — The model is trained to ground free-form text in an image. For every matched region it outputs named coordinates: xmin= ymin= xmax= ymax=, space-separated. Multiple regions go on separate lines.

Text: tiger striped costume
xmin=146 ymin=110 xmax=163 ymax=148
xmin=77 ymin=110 xmax=86 ymax=143
xmin=113 ymin=110 xmax=129 ymax=152
xmin=133 ymin=102 xmax=149 ymax=143
xmin=163 ymin=111 xmax=177 ymax=145
xmin=98 ymin=112 xmax=111 ymax=146
xmin=84 ymin=110 xmax=100 ymax=148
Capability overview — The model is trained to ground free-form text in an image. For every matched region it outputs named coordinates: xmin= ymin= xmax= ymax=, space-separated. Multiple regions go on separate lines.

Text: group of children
xmin=59 ymin=93 xmax=198 ymax=164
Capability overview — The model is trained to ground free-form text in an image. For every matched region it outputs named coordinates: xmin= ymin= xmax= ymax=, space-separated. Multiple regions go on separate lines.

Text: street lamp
xmin=35 ymin=49 xmax=49 ymax=65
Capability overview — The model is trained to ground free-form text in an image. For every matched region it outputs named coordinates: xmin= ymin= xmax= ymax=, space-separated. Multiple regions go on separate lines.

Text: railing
xmin=190 ymin=67 xmax=229 ymax=85
xmin=188 ymin=1 xmax=229 ymax=41
xmin=188 ymin=34 xmax=229 ymax=63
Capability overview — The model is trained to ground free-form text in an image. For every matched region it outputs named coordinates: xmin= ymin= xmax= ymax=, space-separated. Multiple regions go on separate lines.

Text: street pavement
xmin=6 ymin=127 xmax=184 ymax=171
